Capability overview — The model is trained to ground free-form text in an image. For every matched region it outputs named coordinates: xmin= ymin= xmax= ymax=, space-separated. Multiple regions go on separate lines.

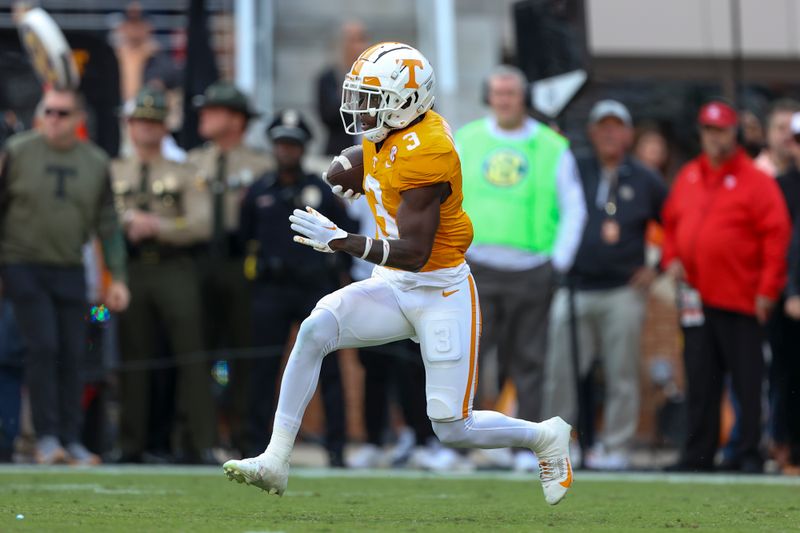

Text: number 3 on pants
xmin=423 ymin=318 xmax=461 ymax=363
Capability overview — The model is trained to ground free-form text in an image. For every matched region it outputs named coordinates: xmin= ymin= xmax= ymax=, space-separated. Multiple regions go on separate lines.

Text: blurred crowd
xmin=0 ymin=12 xmax=799 ymax=477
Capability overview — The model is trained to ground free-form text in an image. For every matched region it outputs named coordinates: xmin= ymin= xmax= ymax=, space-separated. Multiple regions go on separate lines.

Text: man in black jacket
xmin=770 ymin=113 xmax=800 ymax=473
xmin=239 ymin=110 xmax=354 ymax=465
xmin=783 ymin=216 xmax=800 ymax=474
xmin=542 ymin=100 xmax=667 ymax=470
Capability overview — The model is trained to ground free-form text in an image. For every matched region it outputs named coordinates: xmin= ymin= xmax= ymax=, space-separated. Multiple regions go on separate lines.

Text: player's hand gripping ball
xmin=323 ymin=145 xmax=364 ymax=200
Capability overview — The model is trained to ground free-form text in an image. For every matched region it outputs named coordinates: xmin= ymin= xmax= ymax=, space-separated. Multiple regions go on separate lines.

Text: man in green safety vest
xmin=455 ymin=65 xmax=586 ymax=472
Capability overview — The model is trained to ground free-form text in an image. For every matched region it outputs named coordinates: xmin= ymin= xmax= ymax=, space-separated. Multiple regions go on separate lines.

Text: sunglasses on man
xmin=44 ymin=108 xmax=75 ymax=118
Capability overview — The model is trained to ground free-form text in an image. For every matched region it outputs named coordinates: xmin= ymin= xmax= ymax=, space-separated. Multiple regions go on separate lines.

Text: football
xmin=325 ymin=145 xmax=364 ymax=195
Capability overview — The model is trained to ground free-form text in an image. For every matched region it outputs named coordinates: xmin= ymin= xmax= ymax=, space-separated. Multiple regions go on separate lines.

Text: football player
xmin=223 ymin=42 xmax=573 ymax=505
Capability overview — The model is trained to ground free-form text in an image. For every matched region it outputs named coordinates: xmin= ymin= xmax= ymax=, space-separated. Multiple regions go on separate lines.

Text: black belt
xmin=127 ymin=242 xmax=192 ymax=264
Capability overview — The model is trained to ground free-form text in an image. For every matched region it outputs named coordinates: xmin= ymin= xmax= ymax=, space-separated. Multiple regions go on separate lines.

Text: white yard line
xmin=0 ymin=482 xmax=182 ymax=495
xmin=1 ymin=465 xmax=799 ymax=486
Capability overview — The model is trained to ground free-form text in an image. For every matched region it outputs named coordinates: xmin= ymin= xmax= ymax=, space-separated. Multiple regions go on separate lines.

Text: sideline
xmin=1 ymin=465 xmax=799 ymax=486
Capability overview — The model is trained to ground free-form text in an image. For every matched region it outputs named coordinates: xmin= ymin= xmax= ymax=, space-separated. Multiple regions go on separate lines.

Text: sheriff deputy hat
xmin=127 ymin=86 xmax=168 ymax=122
xmin=193 ymin=81 xmax=259 ymax=118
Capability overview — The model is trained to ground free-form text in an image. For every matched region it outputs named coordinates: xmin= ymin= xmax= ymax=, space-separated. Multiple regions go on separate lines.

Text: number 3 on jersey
xmin=364 ymin=174 xmax=399 ymax=239
xmin=403 ymin=132 xmax=421 ymax=151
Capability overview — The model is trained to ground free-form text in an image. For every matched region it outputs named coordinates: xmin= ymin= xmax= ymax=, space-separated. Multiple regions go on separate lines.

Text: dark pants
xmin=470 ymin=261 xmax=555 ymax=422
xmin=247 ymin=282 xmax=345 ymax=458
xmin=768 ymin=300 xmax=800 ymax=464
xmin=198 ymin=257 xmax=252 ymax=452
xmin=2 ymin=264 xmax=87 ymax=444
xmin=80 ymin=318 xmax=116 ymax=456
xmin=0 ymin=365 xmax=21 ymax=460
xmin=146 ymin=329 xmax=176 ymax=454
xmin=0 ymin=299 xmax=25 ymax=460
xmin=359 ymin=341 xmax=433 ymax=446
xmin=118 ymin=259 xmax=213 ymax=457
xmin=681 ymin=306 xmax=764 ymax=469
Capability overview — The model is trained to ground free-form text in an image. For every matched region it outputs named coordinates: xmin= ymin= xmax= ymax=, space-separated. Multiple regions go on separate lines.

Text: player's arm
xmin=333 ymin=183 xmax=446 ymax=272
xmin=289 ymin=183 xmax=449 ymax=273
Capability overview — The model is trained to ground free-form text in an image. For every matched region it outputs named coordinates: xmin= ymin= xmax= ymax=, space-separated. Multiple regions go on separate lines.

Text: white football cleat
xmin=223 ymin=452 xmax=289 ymax=496
xmin=534 ymin=416 xmax=574 ymax=506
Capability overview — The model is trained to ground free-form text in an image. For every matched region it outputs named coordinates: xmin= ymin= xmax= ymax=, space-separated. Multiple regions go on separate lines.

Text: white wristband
xmin=360 ymin=236 xmax=373 ymax=260
xmin=379 ymin=239 xmax=390 ymax=266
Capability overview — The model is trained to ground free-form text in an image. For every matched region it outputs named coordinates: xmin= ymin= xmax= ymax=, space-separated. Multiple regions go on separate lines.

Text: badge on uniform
xmin=602 ymin=200 xmax=620 ymax=244
xmin=112 ymin=179 xmax=131 ymax=195
xmin=619 ymin=184 xmax=635 ymax=201
xmin=163 ymin=174 xmax=178 ymax=193
xmin=300 ymin=185 xmax=322 ymax=209
xmin=240 ymin=169 xmax=254 ymax=186
xmin=601 ymin=218 xmax=620 ymax=244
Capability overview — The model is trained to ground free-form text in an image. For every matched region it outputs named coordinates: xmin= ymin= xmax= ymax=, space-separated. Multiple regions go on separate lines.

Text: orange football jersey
xmin=362 ymin=111 xmax=473 ymax=272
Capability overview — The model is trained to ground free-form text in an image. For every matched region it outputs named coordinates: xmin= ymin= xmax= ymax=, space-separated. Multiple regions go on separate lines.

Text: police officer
xmin=0 ymin=87 xmax=129 ymax=466
xmin=188 ymin=81 xmax=273 ymax=454
xmin=112 ymin=86 xmax=215 ymax=464
xmin=239 ymin=109 xmax=353 ymax=465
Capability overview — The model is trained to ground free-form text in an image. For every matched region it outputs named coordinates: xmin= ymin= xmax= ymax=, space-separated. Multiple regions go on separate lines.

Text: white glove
xmin=289 ymin=206 xmax=348 ymax=253
xmin=322 ymin=170 xmax=362 ymax=201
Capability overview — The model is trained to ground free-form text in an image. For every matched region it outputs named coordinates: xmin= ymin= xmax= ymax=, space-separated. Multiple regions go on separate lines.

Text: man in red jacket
xmin=662 ymin=100 xmax=792 ymax=473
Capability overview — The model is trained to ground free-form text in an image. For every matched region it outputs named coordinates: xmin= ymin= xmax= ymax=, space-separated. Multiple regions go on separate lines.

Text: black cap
xmin=267 ymin=109 xmax=312 ymax=145
xmin=194 ymin=81 xmax=258 ymax=118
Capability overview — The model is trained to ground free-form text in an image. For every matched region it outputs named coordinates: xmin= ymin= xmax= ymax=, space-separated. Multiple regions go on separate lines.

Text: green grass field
xmin=1 ymin=466 xmax=799 ymax=532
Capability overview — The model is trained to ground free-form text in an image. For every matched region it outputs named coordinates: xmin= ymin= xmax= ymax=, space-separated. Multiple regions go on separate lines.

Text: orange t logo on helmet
xmin=399 ymin=59 xmax=423 ymax=88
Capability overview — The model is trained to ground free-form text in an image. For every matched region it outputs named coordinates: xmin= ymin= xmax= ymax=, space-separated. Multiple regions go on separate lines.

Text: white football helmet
xmin=340 ymin=42 xmax=436 ymax=143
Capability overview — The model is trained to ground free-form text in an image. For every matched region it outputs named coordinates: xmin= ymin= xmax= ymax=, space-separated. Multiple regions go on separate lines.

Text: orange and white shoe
xmin=223 ymin=452 xmax=289 ymax=496
xmin=534 ymin=417 xmax=574 ymax=505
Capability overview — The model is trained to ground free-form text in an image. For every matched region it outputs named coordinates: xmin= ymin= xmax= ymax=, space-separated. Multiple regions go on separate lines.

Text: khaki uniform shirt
xmin=111 ymin=154 xmax=210 ymax=247
xmin=187 ymin=143 xmax=273 ymax=234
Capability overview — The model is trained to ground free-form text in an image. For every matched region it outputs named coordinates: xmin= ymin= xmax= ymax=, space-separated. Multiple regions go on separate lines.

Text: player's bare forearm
xmin=330 ymin=183 xmax=447 ymax=272
xmin=332 ymin=233 xmax=430 ymax=271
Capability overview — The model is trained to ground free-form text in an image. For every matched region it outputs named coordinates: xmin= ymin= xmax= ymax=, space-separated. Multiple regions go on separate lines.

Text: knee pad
xmin=431 ymin=418 xmax=470 ymax=447
xmin=426 ymin=387 xmax=461 ymax=422
xmin=295 ymin=308 xmax=339 ymax=356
